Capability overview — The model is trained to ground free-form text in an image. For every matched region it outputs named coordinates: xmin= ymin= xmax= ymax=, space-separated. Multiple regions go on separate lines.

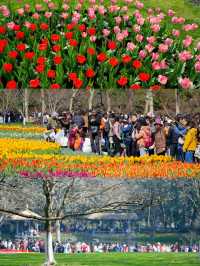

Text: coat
xmin=183 ymin=128 xmax=197 ymax=152
xmin=154 ymin=127 xmax=166 ymax=154
xmin=135 ymin=126 xmax=152 ymax=148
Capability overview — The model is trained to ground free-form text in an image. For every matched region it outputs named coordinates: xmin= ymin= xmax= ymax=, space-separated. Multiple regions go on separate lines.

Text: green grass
xmin=0 ymin=253 xmax=200 ymax=266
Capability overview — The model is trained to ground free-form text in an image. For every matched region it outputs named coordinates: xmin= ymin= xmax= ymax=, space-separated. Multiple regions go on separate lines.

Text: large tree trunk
xmin=106 ymin=90 xmax=111 ymax=113
xmin=88 ymin=89 xmax=95 ymax=111
xmin=127 ymin=89 xmax=134 ymax=113
xmin=175 ymin=89 xmax=180 ymax=115
xmin=55 ymin=220 xmax=61 ymax=243
xmin=24 ymin=90 xmax=29 ymax=125
xmin=69 ymin=90 xmax=78 ymax=113
xmin=144 ymin=90 xmax=154 ymax=115
xmin=44 ymin=220 xmax=56 ymax=266
xmin=41 ymin=89 xmax=46 ymax=120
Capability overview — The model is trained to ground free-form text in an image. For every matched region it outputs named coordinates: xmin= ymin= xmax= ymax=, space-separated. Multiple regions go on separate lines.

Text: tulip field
xmin=0 ymin=124 xmax=200 ymax=179
xmin=0 ymin=0 xmax=200 ymax=89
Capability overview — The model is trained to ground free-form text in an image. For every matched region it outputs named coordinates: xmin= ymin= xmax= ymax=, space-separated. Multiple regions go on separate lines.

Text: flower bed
xmin=0 ymin=1 xmax=199 ymax=89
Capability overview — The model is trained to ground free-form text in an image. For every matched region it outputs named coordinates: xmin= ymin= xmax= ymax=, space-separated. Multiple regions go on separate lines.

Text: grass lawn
xmin=0 ymin=253 xmax=200 ymax=266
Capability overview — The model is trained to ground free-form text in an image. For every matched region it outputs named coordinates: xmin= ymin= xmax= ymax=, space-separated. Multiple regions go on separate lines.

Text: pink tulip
xmin=48 ymin=2 xmax=56 ymax=9
xmin=136 ymin=34 xmax=143 ymax=42
xmin=158 ymin=75 xmax=168 ymax=85
xmin=43 ymin=0 xmax=49 ymax=3
xmin=123 ymin=15 xmax=129 ymax=21
xmin=172 ymin=16 xmax=185 ymax=24
xmin=0 ymin=5 xmax=10 ymax=17
xmin=147 ymin=36 xmax=156 ymax=44
xmin=7 ymin=22 xmax=15 ymax=30
xmin=151 ymin=24 xmax=160 ymax=33
xmin=63 ymin=4 xmax=69 ymax=10
xmin=172 ymin=29 xmax=180 ymax=37
xmin=137 ymin=17 xmax=145 ymax=25
xmin=114 ymin=26 xmax=120 ymax=34
xmin=102 ymin=29 xmax=110 ymax=37
xmin=195 ymin=61 xmax=200 ymax=73
xmin=135 ymin=1 xmax=144 ymax=9
xmin=152 ymin=61 xmax=161 ymax=70
xmin=178 ymin=51 xmax=193 ymax=62
xmin=75 ymin=4 xmax=82 ymax=10
xmin=122 ymin=29 xmax=129 ymax=38
xmin=116 ymin=33 xmax=124 ymax=42
xmin=24 ymin=4 xmax=30 ymax=12
xmin=126 ymin=42 xmax=136 ymax=51
xmin=109 ymin=5 xmax=120 ymax=13
xmin=89 ymin=0 xmax=96 ymax=4
xmin=179 ymin=77 xmax=193 ymax=89
xmin=45 ymin=12 xmax=52 ymax=18
xmin=164 ymin=38 xmax=173 ymax=47
xmin=24 ymin=21 xmax=31 ymax=28
xmin=159 ymin=44 xmax=169 ymax=53
xmin=183 ymin=23 xmax=198 ymax=31
xmin=183 ymin=35 xmax=193 ymax=48
xmin=32 ymin=12 xmax=40 ymax=19
xmin=115 ymin=16 xmax=122 ymax=25
xmin=151 ymin=52 xmax=159 ymax=61
xmin=160 ymin=59 xmax=168 ymax=69
xmin=82 ymin=32 xmax=87 ymax=38
xmin=90 ymin=36 xmax=96 ymax=42
xmin=196 ymin=55 xmax=200 ymax=61
xmin=61 ymin=12 xmax=68 ymax=19
xmin=133 ymin=24 xmax=141 ymax=33
xmin=168 ymin=9 xmax=175 ymax=16
xmin=98 ymin=6 xmax=106 ymax=15
xmin=145 ymin=44 xmax=154 ymax=53
xmin=149 ymin=16 xmax=161 ymax=24
xmin=35 ymin=4 xmax=42 ymax=11
xmin=139 ymin=50 xmax=147 ymax=59
xmin=147 ymin=8 xmax=154 ymax=15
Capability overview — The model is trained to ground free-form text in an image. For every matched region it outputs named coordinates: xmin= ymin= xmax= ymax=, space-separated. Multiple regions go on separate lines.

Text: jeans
xmin=113 ymin=135 xmax=121 ymax=155
xmin=185 ymin=151 xmax=194 ymax=163
xmin=90 ymin=132 xmax=100 ymax=154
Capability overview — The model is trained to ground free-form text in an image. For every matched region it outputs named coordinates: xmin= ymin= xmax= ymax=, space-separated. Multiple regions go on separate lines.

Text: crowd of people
xmin=44 ymin=110 xmax=200 ymax=163
xmin=0 ymin=239 xmax=199 ymax=254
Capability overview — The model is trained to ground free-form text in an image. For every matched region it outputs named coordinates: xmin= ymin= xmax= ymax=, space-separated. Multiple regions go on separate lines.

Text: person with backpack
xmin=121 ymin=118 xmax=133 ymax=157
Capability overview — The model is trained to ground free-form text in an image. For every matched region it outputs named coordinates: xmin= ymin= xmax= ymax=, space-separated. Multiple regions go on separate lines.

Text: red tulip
xmin=86 ymin=68 xmax=95 ymax=78
xmin=0 ymin=26 xmax=6 ymax=34
xmin=8 ymin=50 xmax=18 ymax=59
xmin=53 ymin=56 xmax=62 ymax=65
xmin=139 ymin=72 xmax=151 ymax=82
xmin=68 ymin=72 xmax=77 ymax=81
xmin=37 ymin=57 xmax=46 ymax=65
xmin=35 ymin=64 xmax=45 ymax=73
xmin=76 ymin=54 xmax=86 ymax=64
xmin=87 ymin=27 xmax=96 ymax=36
xmin=87 ymin=47 xmax=96 ymax=56
xmin=130 ymin=84 xmax=141 ymax=90
xmin=16 ymin=43 xmax=26 ymax=52
xmin=24 ymin=51 xmax=35 ymax=60
xmin=122 ymin=55 xmax=132 ymax=64
xmin=51 ymin=34 xmax=60 ymax=42
xmin=117 ymin=76 xmax=128 ymax=87
xmin=73 ymin=78 xmax=83 ymax=89
xmin=108 ymin=40 xmax=117 ymax=50
xmin=132 ymin=60 xmax=142 ymax=69
xmin=78 ymin=24 xmax=86 ymax=32
xmin=40 ymin=23 xmax=49 ymax=30
xmin=97 ymin=52 xmax=107 ymax=62
xmin=65 ymin=31 xmax=73 ymax=40
xmin=52 ymin=45 xmax=61 ymax=52
xmin=47 ymin=70 xmax=56 ymax=79
xmin=6 ymin=80 xmax=17 ymax=89
xmin=69 ymin=39 xmax=78 ymax=47
xmin=109 ymin=57 xmax=119 ymax=67
xmin=150 ymin=85 xmax=161 ymax=91
xmin=3 ymin=63 xmax=13 ymax=73
xmin=16 ymin=31 xmax=24 ymax=39
xmin=51 ymin=83 xmax=60 ymax=89
xmin=30 ymin=79 xmax=40 ymax=88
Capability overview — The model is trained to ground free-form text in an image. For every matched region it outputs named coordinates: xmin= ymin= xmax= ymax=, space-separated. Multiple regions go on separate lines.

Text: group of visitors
xmin=0 ymin=239 xmax=199 ymax=254
xmin=44 ymin=110 xmax=200 ymax=163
